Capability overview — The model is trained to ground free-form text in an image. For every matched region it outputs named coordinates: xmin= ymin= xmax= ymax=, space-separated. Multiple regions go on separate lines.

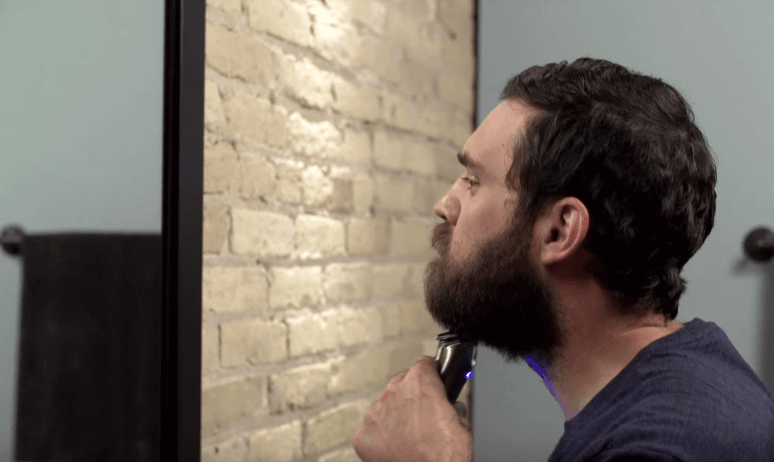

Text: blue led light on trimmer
xmin=465 ymin=370 xmax=474 ymax=379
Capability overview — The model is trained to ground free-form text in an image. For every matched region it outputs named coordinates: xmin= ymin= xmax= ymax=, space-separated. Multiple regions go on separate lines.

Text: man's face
xmin=424 ymin=101 xmax=566 ymax=369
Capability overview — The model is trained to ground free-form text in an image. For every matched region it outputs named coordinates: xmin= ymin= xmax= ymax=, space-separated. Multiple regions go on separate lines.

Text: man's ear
xmin=536 ymin=197 xmax=589 ymax=266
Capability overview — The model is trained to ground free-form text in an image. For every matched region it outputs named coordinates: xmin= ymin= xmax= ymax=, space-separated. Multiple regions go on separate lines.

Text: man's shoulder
xmin=550 ymin=357 xmax=774 ymax=462
xmin=591 ymin=381 xmax=774 ymax=462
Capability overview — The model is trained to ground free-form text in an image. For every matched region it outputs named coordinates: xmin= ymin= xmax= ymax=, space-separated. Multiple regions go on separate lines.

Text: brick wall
xmin=201 ymin=0 xmax=476 ymax=460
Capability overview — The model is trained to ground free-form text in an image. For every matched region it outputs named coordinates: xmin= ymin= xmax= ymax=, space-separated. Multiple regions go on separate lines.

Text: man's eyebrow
xmin=457 ymin=151 xmax=483 ymax=171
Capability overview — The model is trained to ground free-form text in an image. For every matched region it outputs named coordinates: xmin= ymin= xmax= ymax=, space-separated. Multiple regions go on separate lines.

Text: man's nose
xmin=434 ymin=182 xmax=460 ymax=224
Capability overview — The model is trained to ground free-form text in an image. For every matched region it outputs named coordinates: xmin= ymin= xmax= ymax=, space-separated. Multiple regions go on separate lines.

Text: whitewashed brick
xmin=390 ymin=220 xmax=431 ymax=256
xmin=203 ymin=203 xmax=229 ymax=254
xmin=286 ymin=311 xmax=339 ymax=357
xmin=329 ymin=347 xmax=391 ymax=394
xmin=388 ymin=340 xmax=425 ymax=376
xmin=347 ymin=218 xmax=388 ymax=255
xmin=239 ymin=152 xmax=277 ymax=200
xmin=404 ymin=140 xmax=437 ymax=176
xmin=204 ymin=80 xmax=223 ymax=132
xmin=386 ymin=8 xmax=441 ymax=57
xmin=222 ymin=88 xmax=289 ymax=148
xmin=311 ymin=17 xmax=358 ymax=64
xmin=450 ymin=117 xmax=473 ymax=148
xmin=382 ymin=91 xmax=417 ymax=132
xmin=247 ymin=0 xmax=312 ymax=47
xmin=324 ymin=263 xmax=371 ymax=302
xmin=439 ymin=73 xmax=474 ymax=110
xmin=269 ymin=364 xmax=331 ymax=413
xmin=353 ymin=37 xmax=401 ymax=83
xmin=208 ymin=0 xmax=242 ymax=16
xmin=374 ymin=131 xmax=436 ymax=176
xmin=231 ymin=209 xmax=294 ymax=257
xmin=371 ymin=264 xmax=408 ymax=299
xmin=438 ymin=0 xmax=474 ymax=40
xmin=202 ymin=323 xmax=219 ymax=376
xmin=221 ymin=319 xmax=287 ymax=367
xmin=206 ymin=24 xmax=275 ymax=86
xmin=202 ymin=436 xmax=247 ymax=462
xmin=296 ymin=215 xmax=346 ymax=258
xmin=304 ymin=400 xmax=369 ymax=455
xmin=269 ymin=266 xmax=323 ymax=309
xmin=329 ymin=177 xmax=354 ymax=212
xmin=417 ymin=106 xmax=446 ymax=140
xmin=401 ymin=301 xmax=437 ymax=334
xmin=201 ymin=375 xmax=263 ymax=437
xmin=373 ymin=129 xmax=403 ymax=170
xmin=248 ymin=421 xmax=303 ymax=462
xmin=375 ymin=173 xmax=415 ymax=212
xmin=274 ymin=158 xmax=304 ymax=204
xmin=337 ymin=306 xmax=383 ymax=347
xmin=381 ymin=303 xmax=402 ymax=338
xmin=349 ymin=0 xmax=387 ymax=35
xmin=400 ymin=58 xmax=436 ymax=98
xmin=442 ymin=32 xmax=474 ymax=81
xmin=288 ymin=112 xmax=342 ymax=158
xmin=340 ymin=128 xmax=371 ymax=162
xmin=302 ymin=165 xmax=334 ymax=207
xmin=280 ymin=56 xmax=335 ymax=109
xmin=204 ymin=142 xmax=237 ymax=194
xmin=406 ymin=263 xmax=428 ymax=297
xmin=203 ymin=266 xmax=270 ymax=314
xmin=352 ymin=172 xmax=374 ymax=213
xmin=318 ymin=447 xmax=360 ymax=462
xmin=332 ymin=77 xmax=382 ymax=122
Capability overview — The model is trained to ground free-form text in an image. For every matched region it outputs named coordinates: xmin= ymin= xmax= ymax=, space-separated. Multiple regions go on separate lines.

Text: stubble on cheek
xmin=449 ymin=227 xmax=477 ymax=266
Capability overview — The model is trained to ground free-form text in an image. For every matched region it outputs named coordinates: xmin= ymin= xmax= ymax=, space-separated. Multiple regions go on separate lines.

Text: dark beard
xmin=424 ymin=215 xmax=566 ymax=370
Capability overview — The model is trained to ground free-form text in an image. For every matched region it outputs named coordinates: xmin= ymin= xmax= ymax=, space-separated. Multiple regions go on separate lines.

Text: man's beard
xmin=424 ymin=214 xmax=566 ymax=370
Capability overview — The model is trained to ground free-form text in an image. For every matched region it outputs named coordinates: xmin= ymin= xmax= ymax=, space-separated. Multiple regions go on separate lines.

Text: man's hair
xmin=501 ymin=57 xmax=717 ymax=320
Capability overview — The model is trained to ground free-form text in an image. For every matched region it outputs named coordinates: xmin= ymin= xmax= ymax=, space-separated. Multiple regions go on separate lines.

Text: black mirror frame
xmin=162 ymin=0 xmax=204 ymax=461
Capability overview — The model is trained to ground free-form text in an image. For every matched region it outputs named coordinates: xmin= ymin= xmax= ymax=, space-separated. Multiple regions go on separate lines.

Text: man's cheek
xmin=451 ymin=230 xmax=474 ymax=262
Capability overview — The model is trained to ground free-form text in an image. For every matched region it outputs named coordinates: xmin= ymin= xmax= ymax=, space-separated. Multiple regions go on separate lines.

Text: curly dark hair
xmin=501 ymin=58 xmax=717 ymax=321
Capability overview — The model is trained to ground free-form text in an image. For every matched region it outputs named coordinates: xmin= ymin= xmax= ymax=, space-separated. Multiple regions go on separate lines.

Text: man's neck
xmin=546 ymin=320 xmax=684 ymax=421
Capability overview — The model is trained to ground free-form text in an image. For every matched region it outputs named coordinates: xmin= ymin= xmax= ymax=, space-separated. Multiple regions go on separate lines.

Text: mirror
xmin=0 ymin=0 xmax=203 ymax=460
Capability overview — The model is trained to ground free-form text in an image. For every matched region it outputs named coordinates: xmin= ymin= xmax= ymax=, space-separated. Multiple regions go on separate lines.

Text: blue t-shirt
xmin=548 ymin=318 xmax=774 ymax=462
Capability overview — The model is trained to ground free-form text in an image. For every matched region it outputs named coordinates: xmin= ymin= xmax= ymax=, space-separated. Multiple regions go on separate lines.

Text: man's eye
xmin=463 ymin=176 xmax=479 ymax=187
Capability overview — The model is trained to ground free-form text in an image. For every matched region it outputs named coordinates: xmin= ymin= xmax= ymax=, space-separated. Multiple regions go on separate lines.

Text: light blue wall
xmin=475 ymin=1 xmax=774 ymax=460
xmin=0 ymin=0 xmax=164 ymax=458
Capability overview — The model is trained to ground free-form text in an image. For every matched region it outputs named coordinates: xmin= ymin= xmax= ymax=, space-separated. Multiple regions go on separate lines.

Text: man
xmin=352 ymin=58 xmax=774 ymax=461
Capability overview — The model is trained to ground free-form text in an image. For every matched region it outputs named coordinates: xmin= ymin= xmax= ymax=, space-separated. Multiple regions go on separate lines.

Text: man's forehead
xmin=484 ymin=101 xmax=528 ymax=142
xmin=463 ymin=101 xmax=527 ymax=171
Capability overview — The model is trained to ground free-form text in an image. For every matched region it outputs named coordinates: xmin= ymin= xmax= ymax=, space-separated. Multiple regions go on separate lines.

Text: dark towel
xmin=14 ymin=233 xmax=161 ymax=462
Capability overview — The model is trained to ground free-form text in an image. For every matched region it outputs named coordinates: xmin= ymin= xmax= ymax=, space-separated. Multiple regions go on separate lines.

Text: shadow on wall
xmin=733 ymin=255 xmax=774 ymax=394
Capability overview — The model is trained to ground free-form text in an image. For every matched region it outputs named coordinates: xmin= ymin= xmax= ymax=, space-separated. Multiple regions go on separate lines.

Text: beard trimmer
xmin=435 ymin=332 xmax=477 ymax=403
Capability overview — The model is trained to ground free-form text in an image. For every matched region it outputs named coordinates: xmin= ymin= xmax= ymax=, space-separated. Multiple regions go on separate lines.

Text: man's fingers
xmin=413 ymin=355 xmax=435 ymax=367
xmin=381 ymin=365 xmax=417 ymax=402
xmin=408 ymin=356 xmax=439 ymax=377
xmin=414 ymin=356 xmax=447 ymax=387
xmin=394 ymin=356 xmax=433 ymax=381
xmin=389 ymin=357 xmax=444 ymax=394
xmin=415 ymin=355 xmax=437 ymax=367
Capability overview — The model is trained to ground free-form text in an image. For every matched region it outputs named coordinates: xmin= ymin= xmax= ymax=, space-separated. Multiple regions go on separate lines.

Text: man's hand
xmin=352 ymin=356 xmax=473 ymax=462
